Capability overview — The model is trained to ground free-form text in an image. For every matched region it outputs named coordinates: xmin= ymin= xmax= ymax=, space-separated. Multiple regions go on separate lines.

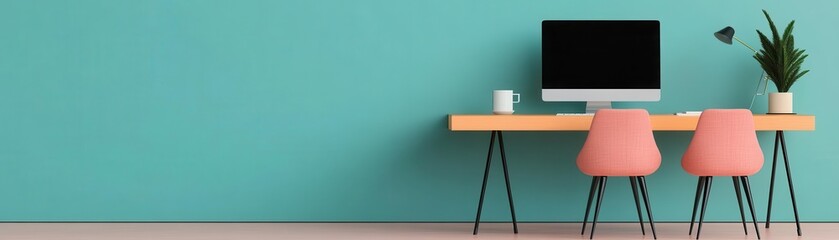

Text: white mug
xmin=493 ymin=90 xmax=520 ymax=115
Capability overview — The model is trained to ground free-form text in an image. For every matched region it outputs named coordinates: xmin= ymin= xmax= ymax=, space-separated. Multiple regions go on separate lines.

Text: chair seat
xmin=682 ymin=158 xmax=763 ymax=176
xmin=578 ymin=157 xmax=661 ymax=176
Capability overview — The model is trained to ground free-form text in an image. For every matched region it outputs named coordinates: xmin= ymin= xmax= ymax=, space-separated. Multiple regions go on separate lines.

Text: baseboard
xmin=0 ymin=221 xmax=835 ymax=223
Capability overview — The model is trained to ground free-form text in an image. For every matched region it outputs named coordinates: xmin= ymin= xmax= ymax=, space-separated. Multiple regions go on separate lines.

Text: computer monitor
xmin=542 ymin=20 xmax=660 ymax=113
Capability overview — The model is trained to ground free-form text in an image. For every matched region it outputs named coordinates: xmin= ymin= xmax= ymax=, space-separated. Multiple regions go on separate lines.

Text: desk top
xmin=449 ymin=114 xmax=815 ymax=131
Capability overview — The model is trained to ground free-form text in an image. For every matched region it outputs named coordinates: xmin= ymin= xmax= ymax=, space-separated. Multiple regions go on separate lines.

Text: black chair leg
xmin=630 ymin=176 xmax=646 ymax=235
xmin=741 ymin=176 xmax=762 ymax=239
xmin=689 ymin=176 xmax=705 ymax=235
xmin=696 ymin=176 xmax=713 ymax=240
xmin=638 ymin=176 xmax=657 ymax=239
xmin=590 ymin=176 xmax=608 ymax=239
xmin=733 ymin=177 xmax=748 ymax=235
xmin=581 ymin=176 xmax=600 ymax=235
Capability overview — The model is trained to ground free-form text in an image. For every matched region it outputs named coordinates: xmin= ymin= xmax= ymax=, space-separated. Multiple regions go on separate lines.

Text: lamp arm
xmin=733 ymin=36 xmax=759 ymax=53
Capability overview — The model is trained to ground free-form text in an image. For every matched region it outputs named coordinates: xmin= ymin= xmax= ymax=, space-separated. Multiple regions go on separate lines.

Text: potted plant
xmin=754 ymin=10 xmax=809 ymax=114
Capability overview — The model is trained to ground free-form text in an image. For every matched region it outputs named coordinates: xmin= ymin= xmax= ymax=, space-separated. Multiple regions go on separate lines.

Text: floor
xmin=0 ymin=223 xmax=828 ymax=240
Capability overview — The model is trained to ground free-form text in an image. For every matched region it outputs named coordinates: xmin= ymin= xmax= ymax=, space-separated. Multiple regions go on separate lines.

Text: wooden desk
xmin=450 ymin=114 xmax=815 ymax=235
xmin=449 ymin=114 xmax=815 ymax=131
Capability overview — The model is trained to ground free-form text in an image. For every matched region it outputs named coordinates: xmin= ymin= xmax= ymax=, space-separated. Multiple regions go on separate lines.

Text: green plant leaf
xmin=755 ymin=10 xmax=808 ymax=92
xmin=783 ymin=20 xmax=795 ymax=42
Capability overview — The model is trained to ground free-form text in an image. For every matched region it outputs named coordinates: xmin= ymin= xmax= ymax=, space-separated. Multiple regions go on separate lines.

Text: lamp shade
xmin=715 ymin=26 xmax=735 ymax=45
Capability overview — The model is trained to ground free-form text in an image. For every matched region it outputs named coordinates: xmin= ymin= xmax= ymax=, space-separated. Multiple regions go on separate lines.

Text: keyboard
xmin=556 ymin=113 xmax=595 ymax=116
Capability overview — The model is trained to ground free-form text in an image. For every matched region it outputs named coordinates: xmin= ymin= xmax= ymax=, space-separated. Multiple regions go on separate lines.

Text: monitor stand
xmin=585 ymin=101 xmax=612 ymax=114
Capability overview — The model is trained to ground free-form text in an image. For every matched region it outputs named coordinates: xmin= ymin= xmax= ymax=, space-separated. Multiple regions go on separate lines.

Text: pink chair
xmin=682 ymin=109 xmax=764 ymax=239
xmin=577 ymin=109 xmax=661 ymax=239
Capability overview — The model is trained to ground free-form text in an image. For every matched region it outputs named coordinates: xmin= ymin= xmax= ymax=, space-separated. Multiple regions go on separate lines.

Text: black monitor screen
xmin=542 ymin=20 xmax=660 ymax=89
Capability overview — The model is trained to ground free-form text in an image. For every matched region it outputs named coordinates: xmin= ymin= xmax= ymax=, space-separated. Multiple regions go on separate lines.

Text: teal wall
xmin=1 ymin=0 xmax=837 ymax=222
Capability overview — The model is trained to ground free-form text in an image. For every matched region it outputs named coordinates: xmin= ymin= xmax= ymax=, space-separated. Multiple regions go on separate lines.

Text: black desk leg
xmin=473 ymin=131 xmax=495 ymax=235
xmin=473 ymin=131 xmax=518 ymax=235
xmin=498 ymin=131 xmax=519 ymax=233
xmin=766 ymin=132 xmax=780 ymax=229
xmin=765 ymin=130 xmax=802 ymax=236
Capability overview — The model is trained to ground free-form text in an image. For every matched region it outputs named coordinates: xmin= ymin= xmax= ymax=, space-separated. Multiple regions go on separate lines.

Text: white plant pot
xmin=768 ymin=92 xmax=794 ymax=114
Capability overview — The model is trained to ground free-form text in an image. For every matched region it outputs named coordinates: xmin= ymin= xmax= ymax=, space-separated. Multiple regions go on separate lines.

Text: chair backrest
xmin=682 ymin=109 xmax=764 ymax=176
xmin=577 ymin=109 xmax=661 ymax=176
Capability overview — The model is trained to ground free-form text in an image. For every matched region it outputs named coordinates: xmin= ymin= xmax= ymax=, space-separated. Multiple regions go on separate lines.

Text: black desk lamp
xmin=715 ymin=26 xmax=768 ymax=110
